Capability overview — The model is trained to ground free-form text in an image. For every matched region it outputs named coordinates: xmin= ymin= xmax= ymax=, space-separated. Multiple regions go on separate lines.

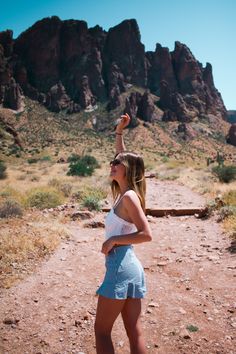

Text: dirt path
xmin=0 ymin=181 xmax=235 ymax=354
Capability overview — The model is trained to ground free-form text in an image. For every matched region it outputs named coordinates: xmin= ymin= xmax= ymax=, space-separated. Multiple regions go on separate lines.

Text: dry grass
xmin=223 ymin=215 xmax=236 ymax=240
xmin=210 ymin=181 xmax=236 ymax=200
xmin=1 ymin=98 xmax=236 ymax=288
xmin=0 ymin=158 xmax=109 ymax=288
xmin=0 ymin=216 xmax=70 ymax=288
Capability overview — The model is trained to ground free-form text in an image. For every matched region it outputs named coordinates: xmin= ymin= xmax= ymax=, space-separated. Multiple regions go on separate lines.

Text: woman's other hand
xmin=101 ymin=237 xmax=115 ymax=255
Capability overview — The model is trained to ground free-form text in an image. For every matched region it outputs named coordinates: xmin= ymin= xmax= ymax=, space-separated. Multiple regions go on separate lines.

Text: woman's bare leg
xmin=121 ymin=298 xmax=146 ymax=354
xmin=95 ymin=295 xmax=126 ymax=354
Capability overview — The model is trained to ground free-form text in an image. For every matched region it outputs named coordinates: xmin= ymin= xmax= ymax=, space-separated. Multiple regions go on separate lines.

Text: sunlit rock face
xmin=0 ymin=17 xmax=227 ymax=122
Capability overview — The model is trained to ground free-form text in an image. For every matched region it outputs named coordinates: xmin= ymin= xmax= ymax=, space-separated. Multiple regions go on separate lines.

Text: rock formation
xmin=227 ymin=110 xmax=236 ymax=124
xmin=227 ymin=124 xmax=236 ymax=146
xmin=0 ymin=17 xmax=227 ymax=124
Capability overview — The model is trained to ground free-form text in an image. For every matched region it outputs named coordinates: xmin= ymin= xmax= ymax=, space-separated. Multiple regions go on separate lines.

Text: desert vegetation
xmin=0 ymin=160 xmax=7 ymax=179
xmin=0 ymin=97 xmax=235 ymax=289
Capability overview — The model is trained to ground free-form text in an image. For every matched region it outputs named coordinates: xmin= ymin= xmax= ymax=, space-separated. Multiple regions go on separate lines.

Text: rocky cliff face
xmin=0 ymin=16 xmax=227 ymax=123
xmin=227 ymin=110 xmax=236 ymax=124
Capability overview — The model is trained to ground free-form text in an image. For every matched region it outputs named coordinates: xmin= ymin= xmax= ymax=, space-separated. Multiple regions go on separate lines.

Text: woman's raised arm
xmin=115 ymin=113 xmax=130 ymax=154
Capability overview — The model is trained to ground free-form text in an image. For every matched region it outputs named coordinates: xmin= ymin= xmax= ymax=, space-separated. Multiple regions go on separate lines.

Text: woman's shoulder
xmin=123 ymin=190 xmax=140 ymax=205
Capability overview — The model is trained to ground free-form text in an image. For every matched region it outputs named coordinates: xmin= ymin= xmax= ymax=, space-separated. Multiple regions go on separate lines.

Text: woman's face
xmin=109 ymin=157 xmax=126 ymax=182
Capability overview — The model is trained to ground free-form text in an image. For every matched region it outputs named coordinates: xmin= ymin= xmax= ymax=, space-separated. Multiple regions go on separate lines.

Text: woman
xmin=95 ymin=113 xmax=152 ymax=354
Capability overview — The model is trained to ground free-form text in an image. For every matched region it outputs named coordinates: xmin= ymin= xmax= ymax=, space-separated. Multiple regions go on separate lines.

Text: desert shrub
xmin=67 ymin=161 xmax=94 ymax=176
xmin=205 ymin=199 xmax=218 ymax=217
xmin=67 ymin=153 xmax=81 ymax=163
xmin=48 ymin=178 xmax=61 ymax=188
xmin=212 ymin=165 xmax=236 ymax=183
xmin=9 ymin=144 xmax=21 ymax=155
xmin=186 ymin=325 xmax=199 ymax=333
xmin=222 ymin=190 xmax=236 ymax=207
xmin=161 ymin=156 xmax=169 ymax=163
xmin=0 ymin=161 xmax=7 ymax=179
xmin=223 ymin=215 xmax=236 ymax=240
xmin=217 ymin=206 xmax=236 ymax=222
xmin=80 ymin=155 xmax=100 ymax=168
xmin=0 ymin=199 xmax=23 ymax=218
xmin=60 ymin=183 xmax=72 ymax=197
xmin=26 ymin=188 xmax=64 ymax=209
xmin=73 ymin=185 xmax=107 ymax=202
xmin=27 ymin=158 xmax=39 ymax=164
xmin=159 ymin=174 xmax=178 ymax=181
xmin=82 ymin=195 xmax=101 ymax=211
xmin=48 ymin=178 xmax=72 ymax=197
xmin=67 ymin=155 xmax=99 ymax=177
xmin=0 ymin=127 xmax=6 ymax=138
xmin=41 ymin=155 xmax=51 ymax=161
xmin=0 ymin=187 xmax=25 ymax=205
xmin=73 ymin=185 xmax=106 ymax=211
xmin=30 ymin=176 xmax=40 ymax=182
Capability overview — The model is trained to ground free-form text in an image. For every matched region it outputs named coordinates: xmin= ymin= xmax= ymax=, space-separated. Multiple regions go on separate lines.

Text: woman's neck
xmin=118 ymin=181 xmax=130 ymax=196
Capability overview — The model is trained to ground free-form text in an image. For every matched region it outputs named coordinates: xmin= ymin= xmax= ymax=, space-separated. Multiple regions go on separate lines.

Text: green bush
xmin=73 ymin=186 xmax=106 ymax=202
xmin=82 ymin=195 xmax=101 ymax=211
xmin=212 ymin=165 xmax=236 ymax=183
xmin=67 ymin=153 xmax=81 ymax=163
xmin=0 ymin=161 xmax=7 ymax=179
xmin=0 ymin=199 xmax=23 ymax=218
xmin=26 ymin=188 xmax=63 ymax=209
xmin=67 ymin=161 xmax=94 ymax=176
xmin=186 ymin=324 xmax=199 ymax=333
xmin=80 ymin=155 xmax=100 ymax=169
xmin=41 ymin=155 xmax=51 ymax=161
xmin=27 ymin=158 xmax=39 ymax=164
xmin=67 ymin=155 xmax=99 ymax=177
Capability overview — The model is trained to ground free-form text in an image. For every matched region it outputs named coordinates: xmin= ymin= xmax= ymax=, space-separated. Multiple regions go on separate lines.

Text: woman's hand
xmin=101 ymin=237 xmax=115 ymax=256
xmin=116 ymin=113 xmax=130 ymax=133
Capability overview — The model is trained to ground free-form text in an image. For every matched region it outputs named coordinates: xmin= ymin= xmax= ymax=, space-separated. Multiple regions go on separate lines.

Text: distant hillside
xmin=227 ymin=110 xmax=236 ymax=123
xmin=0 ymin=96 xmax=235 ymax=165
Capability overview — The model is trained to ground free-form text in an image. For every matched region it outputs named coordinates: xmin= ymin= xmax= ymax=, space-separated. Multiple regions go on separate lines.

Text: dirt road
xmin=0 ymin=180 xmax=235 ymax=354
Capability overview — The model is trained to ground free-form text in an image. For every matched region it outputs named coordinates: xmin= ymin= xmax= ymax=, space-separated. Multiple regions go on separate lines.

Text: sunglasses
xmin=110 ymin=159 xmax=122 ymax=167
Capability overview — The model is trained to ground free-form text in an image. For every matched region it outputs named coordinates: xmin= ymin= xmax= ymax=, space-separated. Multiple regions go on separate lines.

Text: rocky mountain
xmin=0 ymin=16 xmax=232 ymax=145
xmin=227 ymin=110 xmax=236 ymax=124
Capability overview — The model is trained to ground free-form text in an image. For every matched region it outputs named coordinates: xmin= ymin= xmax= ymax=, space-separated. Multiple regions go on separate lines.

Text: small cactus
xmin=216 ymin=151 xmax=224 ymax=167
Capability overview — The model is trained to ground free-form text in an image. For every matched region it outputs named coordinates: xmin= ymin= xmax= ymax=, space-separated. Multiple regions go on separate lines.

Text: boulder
xmin=78 ymin=75 xmax=95 ymax=109
xmin=46 ymin=81 xmax=81 ymax=113
xmin=226 ymin=124 xmax=236 ymax=146
xmin=124 ymin=92 xmax=142 ymax=127
xmin=176 ymin=123 xmax=197 ymax=140
xmin=46 ymin=81 xmax=71 ymax=112
xmin=137 ymin=91 xmax=159 ymax=122
xmin=3 ymin=78 xmax=24 ymax=111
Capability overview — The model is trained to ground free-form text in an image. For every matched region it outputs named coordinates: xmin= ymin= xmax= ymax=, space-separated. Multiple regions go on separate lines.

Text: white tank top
xmin=105 ymin=195 xmax=137 ymax=240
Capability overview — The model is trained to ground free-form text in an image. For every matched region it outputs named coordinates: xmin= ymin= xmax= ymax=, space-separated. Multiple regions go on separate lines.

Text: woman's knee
xmin=94 ymin=319 xmax=111 ymax=337
xmin=124 ymin=323 xmax=142 ymax=341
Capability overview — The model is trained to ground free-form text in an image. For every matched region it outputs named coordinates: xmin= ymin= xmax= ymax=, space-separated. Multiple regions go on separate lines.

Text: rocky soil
xmin=0 ymin=180 xmax=235 ymax=354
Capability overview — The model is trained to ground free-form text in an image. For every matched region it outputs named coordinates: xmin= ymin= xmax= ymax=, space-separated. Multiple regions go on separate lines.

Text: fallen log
xmin=102 ymin=207 xmax=208 ymax=218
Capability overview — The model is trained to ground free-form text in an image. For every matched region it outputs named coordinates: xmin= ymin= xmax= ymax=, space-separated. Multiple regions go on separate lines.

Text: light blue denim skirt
xmin=96 ymin=245 xmax=146 ymax=299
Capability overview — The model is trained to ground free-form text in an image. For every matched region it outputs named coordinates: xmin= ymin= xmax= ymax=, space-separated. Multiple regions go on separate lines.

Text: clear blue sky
xmin=0 ymin=0 xmax=235 ymax=109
